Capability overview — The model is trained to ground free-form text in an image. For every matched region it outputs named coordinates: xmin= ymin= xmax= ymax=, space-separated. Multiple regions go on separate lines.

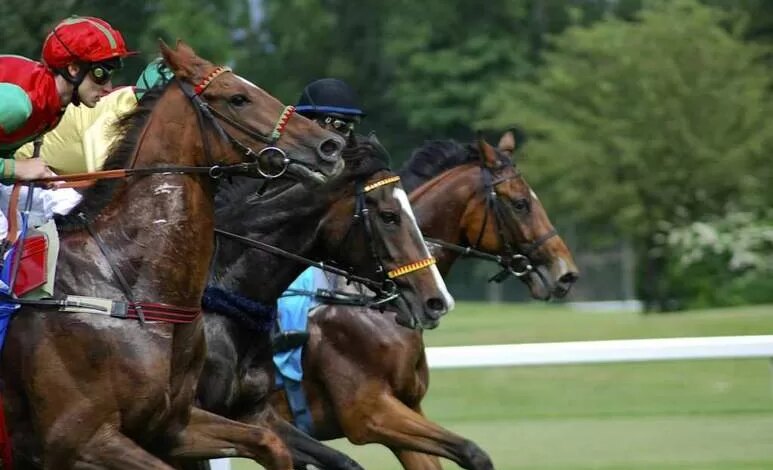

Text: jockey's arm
xmin=0 ymin=83 xmax=32 ymax=136
xmin=0 ymin=83 xmax=53 ymax=180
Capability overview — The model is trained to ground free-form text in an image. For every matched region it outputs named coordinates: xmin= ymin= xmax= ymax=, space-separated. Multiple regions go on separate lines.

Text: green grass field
xmin=230 ymin=302 xmax=773 ymax=469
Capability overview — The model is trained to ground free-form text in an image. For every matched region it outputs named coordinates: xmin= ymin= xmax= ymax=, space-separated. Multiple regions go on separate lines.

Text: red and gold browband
xmin=194 ymin=66 xmax=232 ymax=95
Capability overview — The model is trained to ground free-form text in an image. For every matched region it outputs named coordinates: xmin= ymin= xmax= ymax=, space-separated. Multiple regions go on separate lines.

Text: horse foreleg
xmin=392 ymin=450 xmax=442 ymax=470
xmin=266 ymin=413 xmax=364 ymax=470
xmin=165 ymin=407 xmax=292 ymax=470
xmin=338 ymin=393 xmax=493 ymax=470
xmin=70 ymin=424 xmax=175 ymax=470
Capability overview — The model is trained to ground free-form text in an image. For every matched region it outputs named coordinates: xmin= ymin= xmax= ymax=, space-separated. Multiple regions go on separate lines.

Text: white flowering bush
xmin=668 ymin=212 xmax=773 ymax=273
xmin=664 ymin=212 xmax=773 ymax=307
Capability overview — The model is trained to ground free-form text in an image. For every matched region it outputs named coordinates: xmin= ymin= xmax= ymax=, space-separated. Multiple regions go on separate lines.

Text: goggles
xmin=321 ymin=116 xmax=356 ymax=135
xmin=88 ymin=59 xmax=121 ymax=85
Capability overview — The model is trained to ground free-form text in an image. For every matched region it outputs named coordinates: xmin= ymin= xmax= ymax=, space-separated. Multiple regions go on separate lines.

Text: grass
xmin=229 ymin=302 xmax=773 ymax=469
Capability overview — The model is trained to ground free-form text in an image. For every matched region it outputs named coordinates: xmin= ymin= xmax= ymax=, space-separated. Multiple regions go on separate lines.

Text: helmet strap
xmin=57 ymin=65 xmax=88 ymax=106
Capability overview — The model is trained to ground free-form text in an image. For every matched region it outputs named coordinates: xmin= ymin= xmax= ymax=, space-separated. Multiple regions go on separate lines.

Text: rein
xmin=213 ymin=228 xmax=396 ymax=299
xmin=215 ymin=175 xmax=438 ymax=308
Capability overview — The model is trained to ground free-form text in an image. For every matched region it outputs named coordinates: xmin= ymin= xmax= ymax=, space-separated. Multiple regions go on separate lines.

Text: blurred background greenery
xmin=2 ymin=0 xmax=772 ymax=311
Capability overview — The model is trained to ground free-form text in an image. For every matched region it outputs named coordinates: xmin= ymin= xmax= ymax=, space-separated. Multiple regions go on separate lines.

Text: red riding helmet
xmin=41 ymin=16 xmax=136 ymax=69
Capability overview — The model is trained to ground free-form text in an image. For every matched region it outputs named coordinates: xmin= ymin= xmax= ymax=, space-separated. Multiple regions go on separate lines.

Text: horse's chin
xmin=288 ymin=158 xmax=345 ymax=187
xmin=288 ymin=162 xmax=328 ymax=186
xmin=525 ymin=267 xmax=552 ymax=301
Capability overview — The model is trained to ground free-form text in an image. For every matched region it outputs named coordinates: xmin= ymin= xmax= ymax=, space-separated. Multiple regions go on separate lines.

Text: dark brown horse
xmin=268 ymin=133 xmax=579 ymax=469
xmin=194 ymin=136 xmax=454 ymax=469
xmin=1 ymin=41 xmax=345 ymax=469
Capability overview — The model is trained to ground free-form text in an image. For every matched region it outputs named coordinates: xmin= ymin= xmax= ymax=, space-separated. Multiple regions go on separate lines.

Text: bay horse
xmin=194 ymin=135 xmax=454 ymax=469
xmin=267 ymin=132 xmax=579 ymax=469
xmin=1 ymin=41 xmax=345 ymax=469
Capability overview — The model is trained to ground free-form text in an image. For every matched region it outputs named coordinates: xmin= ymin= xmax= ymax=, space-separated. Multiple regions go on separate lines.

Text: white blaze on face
xmin=235 ymin=75 xmax=261 ymax=91
xmin=393 ymin=187 xmax=456 ymax=311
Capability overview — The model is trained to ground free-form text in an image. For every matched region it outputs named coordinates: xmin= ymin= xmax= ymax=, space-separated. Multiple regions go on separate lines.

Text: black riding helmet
xmin=295 ymin=78 xmax=366 ymax=120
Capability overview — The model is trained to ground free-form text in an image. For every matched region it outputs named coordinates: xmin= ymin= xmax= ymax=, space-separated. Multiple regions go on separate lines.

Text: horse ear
xmin=159 ymin=40 xmax=183 ymax=77
xmin=476 ymin=132 xmax=499 ymax=168
xmin=497 ymin=130 xmax=516 ymax=159
xmin=159 ymin=40 xmax=202 ymax=81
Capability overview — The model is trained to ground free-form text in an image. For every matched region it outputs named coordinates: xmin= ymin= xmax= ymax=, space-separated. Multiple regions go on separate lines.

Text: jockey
xmin=0 ymin=15 xmax=135 ymax=178
xmin=0 ymin=59 xmax=172 ymax=302
xmin=274 ymin=78 xmax=387 ymax=432
xmin=277 ymin=78 xmax=392 ymax=353
xmin=14 ymin=58 xmax=173 ymax=174
xmin=275 ymin=78 xmax=370 ymax=349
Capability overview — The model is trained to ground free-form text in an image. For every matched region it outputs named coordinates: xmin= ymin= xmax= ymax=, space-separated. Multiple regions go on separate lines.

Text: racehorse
xmin=194 ymin=135 xmax=454 ymax=469
xmin=1 ymin=41 xmax=345 ymax=469
xmin=267 ymin=132 xmax=579 ymax=470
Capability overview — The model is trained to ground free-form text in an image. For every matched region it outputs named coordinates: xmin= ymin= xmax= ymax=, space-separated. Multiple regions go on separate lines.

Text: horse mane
xmin=56 ymin=85 xmax=169 ymax=231
xmin=398 ymin=139 xmax=509 ymax=193
xmin=341 ymin=137 xmax=391 ymax=179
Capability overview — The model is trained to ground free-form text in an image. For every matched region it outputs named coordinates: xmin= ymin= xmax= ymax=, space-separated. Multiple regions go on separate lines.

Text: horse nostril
xmin=425 ymin=298 xmax=446 ymax=319
xmin=318 ymin=138 xmax=342 ymax=161
xmin=559 ymin=271 xmax=579 ymax=285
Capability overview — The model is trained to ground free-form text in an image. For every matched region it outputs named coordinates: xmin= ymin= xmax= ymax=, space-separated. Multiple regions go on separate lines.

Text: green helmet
xmin=135 ymin=58 xmax=174 ymax=100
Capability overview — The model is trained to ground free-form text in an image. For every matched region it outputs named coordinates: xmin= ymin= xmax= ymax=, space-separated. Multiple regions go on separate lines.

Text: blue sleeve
xmin=0 ymin=83 xmax=33 ymax=134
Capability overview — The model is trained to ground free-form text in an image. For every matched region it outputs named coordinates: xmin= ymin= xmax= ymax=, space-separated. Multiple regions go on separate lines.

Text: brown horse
xmin=1 ymin=41 xmax=345 ymax=469
xmin=268 ymin=133 xmax=579 ymax=469
xmin=194 ymin=136 xmax=454 ymax=470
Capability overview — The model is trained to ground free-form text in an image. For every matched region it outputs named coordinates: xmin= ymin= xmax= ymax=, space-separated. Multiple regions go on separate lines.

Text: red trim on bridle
xmin=194 ymin=66 xmax=232 ymax=95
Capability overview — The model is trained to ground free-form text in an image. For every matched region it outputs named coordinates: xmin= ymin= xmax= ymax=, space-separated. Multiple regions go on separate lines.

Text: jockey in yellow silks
xmin=14 ymin=58 xmax=173 ymax=174
xmin=0 ymin=60 xmax=173 ymax=300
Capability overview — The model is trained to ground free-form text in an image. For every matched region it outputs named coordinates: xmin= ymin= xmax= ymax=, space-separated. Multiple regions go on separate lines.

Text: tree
xmin=481 ymin=0 xmax=773 ymax=309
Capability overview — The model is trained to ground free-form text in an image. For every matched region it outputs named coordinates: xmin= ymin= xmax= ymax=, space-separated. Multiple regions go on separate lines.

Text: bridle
xmin=348 ymin=174 xmax=437 ymax=282
xmin=425 ymin=163 xmax=557 ymax=283
xmin=176 ymin=65 xmax=300 ymax=179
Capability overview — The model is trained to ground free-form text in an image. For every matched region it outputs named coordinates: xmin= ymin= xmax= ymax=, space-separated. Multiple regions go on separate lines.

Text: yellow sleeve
xmin=15 ymin=97 xmax=95 ymax=173
xmin=83 ymin=88 xmax=138 ymax=172
xmin=15 ymin=87 xmax=138 ymax=174
xmin=15 ymin=140 xmax=34 ymax=159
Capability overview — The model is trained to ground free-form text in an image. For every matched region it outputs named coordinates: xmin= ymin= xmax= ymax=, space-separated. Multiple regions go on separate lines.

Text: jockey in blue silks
xmin=273 ymin=78 xmax=366 ymax=433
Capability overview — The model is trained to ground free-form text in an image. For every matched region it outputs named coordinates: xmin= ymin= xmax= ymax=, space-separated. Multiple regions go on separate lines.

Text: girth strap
xmin=60 ymin=295 xmax=200 ymax=323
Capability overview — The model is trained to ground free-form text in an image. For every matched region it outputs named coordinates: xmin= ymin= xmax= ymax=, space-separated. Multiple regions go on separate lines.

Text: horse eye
xmin=512 ymin=198 xmax=530 ymax=213
xmin=229 ymin=94 xmax=250 ymax=107
xmin=379 ymin=211 xmax=400 ymax=225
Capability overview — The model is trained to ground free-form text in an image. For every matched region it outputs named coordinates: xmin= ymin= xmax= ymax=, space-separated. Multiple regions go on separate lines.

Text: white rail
xmin=425 ymin=335 xmax=773 ymax=368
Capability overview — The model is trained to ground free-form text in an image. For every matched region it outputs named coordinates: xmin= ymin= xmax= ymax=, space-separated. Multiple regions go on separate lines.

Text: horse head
xmin=156 ymin=40 xmax=345 ymax=184
xmin=319 ymin=140 xmax=454 ymax=329
xmin=463 ymin=131 xmax=579 ymax=299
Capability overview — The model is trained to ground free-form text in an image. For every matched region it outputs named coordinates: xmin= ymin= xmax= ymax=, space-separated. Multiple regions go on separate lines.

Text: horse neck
xmin=60 ymin=90 xmax=216 ymax=308
xmin=211 ymin=182 xmax=337 ymax=303
xmin=410 ymin=164 xmax=479 ymax=277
